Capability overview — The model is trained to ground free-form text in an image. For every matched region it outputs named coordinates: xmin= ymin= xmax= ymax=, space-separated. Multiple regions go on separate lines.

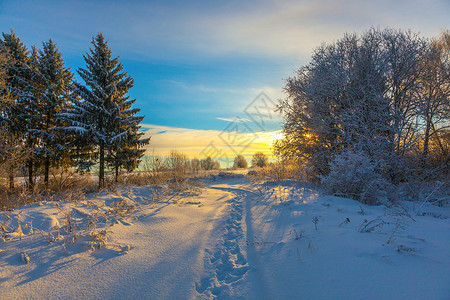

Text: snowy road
xmin=0 ymin=185 xmax=233 ymax=299
xmin=1 ymin=178 xmax=449 ymax=299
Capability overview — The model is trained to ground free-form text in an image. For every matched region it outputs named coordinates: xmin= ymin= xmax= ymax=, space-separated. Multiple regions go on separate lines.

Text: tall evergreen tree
xmin=0 ymin=30 xmax=34 ymax=189
xmin=63 ymin=33 xmax=148 ymax=188
xmin=0 ymin=43 xmax=12 ymax=186
xmin=106 ymin=113 xmax=149 ymax=182
xmin=32 ymin=39 xmax=74 ymax=188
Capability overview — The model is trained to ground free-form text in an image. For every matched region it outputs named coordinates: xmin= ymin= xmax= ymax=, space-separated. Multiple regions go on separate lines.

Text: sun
xmin=271 ymin=132 xmax=283 ymax=141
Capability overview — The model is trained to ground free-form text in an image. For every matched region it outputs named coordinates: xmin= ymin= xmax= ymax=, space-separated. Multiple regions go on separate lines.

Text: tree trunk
xmin=99 ymin=143 xmax=105 ymax=189
xmin=28 ymin=159 xmax=33 ymax=189
xmin=431 ymin=123 xmax=446 ymax=157
xmin=115 ymin=165 xmax=119 ymax=183
xmin=8 ymin=166 xmax=14 ymax=190
xmin=422 ymin=114 xmax=432 ymax=164
xmin=44 ymin=157 xmax=50 ymax=189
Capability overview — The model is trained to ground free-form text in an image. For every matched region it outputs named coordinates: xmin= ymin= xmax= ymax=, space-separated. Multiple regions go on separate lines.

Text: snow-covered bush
xmin=321 ymin=151 xmax=391 ymax=205
xmin=390 ymin=180 xmax=450 ymax=207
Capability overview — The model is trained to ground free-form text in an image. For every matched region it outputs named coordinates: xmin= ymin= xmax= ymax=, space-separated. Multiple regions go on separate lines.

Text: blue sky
xmin=1 ymin=0 xmax=448 ymax=163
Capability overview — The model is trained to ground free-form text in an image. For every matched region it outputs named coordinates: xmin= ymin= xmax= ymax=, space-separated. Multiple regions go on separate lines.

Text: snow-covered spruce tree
xmin=106 ymin=113 xmax=149 ymax=183
xmin=0 ymin=30 xmax=36 ymax=189
xmin=63 ymin=34 xmax=148 ymax=188
xmin=31 ymin=39 xmax=74 ymax=188
xmin=0 ymin=44 xmax=12 ymax=186
xmin=0 ymin=45 xmax=8 ymax=100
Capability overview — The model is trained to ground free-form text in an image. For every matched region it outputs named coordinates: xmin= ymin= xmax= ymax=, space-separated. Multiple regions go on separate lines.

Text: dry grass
xmin=120 ymin=171 xmax=172 ymax=186
xmin=0 ymin=152 xmax=215 ymax=211
xmin=46 ymin=168 xmax=96 ymax=193
xmin=0 ymin=173 xmax=93 ymax=211
xmin=0 ymin=187 xmax=44 ymax=210
xmin=249 ymin=162 xmax=305 ymax=183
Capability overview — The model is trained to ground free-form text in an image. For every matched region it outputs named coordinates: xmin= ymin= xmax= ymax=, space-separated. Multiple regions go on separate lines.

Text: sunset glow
xmin=271 ymin=132 xmax=283 ymax=141
xmin=142 ymin=124 xmax=279 ymax=166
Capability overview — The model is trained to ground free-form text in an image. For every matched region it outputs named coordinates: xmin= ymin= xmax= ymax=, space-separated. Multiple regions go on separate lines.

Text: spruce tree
xmin=106 ymin=86 xmax=149 ymax=181
xmin=107 ymin=114 xmax=149 ymax=182
xmin=0 ymin=43 xmax=12 ymax=186
xmin=0 ymin=30 xmax=34 ymax=189
xmin=64 ymin=33 xmax=148 ymax=188
xmin=32 ymin=39 xmax=74 ymax=188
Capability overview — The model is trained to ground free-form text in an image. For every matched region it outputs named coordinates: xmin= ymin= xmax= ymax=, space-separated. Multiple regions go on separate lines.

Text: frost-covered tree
xmin=417 ymin=30 xmax=450 ymax=168
xmin=233 ymin=155 xmax=248 ymax=168
xmin=201 ymin=157 xmax=220 ymax=170
xmin=63 ymin=33 xmax=148 ymax=188
xmin=321 ymin=151 xmax=390 ymax=205
xmin=32 ymin=39 xmax=74 ymax=188
xmin=276 ymin=28 xmax=429 ymax=183
xmin=251 ymin=152 xmax=268 ymax=168
xmin=381 ymin=29 xmax=428 ymax=182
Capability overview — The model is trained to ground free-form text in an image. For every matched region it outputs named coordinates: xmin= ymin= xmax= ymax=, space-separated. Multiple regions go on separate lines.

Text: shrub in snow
xmin=312 ymin=216 xmax=319 ymax=230
xmin=233 ymin=155 xmax=248 ymax=168
xmin=321 ymin=151 xmax=390 ymax=205
xmin=390 ymin=180 xmax=450 ymax=207
xmin=21 ymin=252 xmax=30 ymax=264
xmin=251 ymin=152 xmax=268 ymax=168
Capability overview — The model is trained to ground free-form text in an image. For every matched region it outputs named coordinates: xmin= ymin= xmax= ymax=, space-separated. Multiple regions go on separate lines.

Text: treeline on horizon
xmin=0 ymin=30 xmax=149 ymax=190
xmin=140 ymin=151 xmax=269 ymax=172
xmin=275 ymin=28 xmax=449 ymax=204
xmin=143 ymin=151 xmax=221 ymax=173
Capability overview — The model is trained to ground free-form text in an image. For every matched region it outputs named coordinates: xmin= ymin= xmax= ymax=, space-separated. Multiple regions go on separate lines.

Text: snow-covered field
xmin=1 ymin=176 xmax=449 ymax=299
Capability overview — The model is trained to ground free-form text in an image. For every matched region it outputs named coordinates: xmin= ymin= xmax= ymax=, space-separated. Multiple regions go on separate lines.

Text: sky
xmin=0 ymin=0 xmax=448 ymax=165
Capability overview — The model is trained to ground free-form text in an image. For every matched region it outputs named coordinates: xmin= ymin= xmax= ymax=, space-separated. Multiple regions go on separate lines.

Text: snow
xmin=1 ymin=177 xmax=449 ymax=299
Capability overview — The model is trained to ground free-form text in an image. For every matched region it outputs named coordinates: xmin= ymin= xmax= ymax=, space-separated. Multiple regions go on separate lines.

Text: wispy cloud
xmin=216 ymin=117 xmax=251 ymax=123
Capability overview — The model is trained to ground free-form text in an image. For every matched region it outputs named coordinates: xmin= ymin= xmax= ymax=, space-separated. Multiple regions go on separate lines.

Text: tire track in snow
xmin=196 ymin=190 xmax=250 ymax=298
